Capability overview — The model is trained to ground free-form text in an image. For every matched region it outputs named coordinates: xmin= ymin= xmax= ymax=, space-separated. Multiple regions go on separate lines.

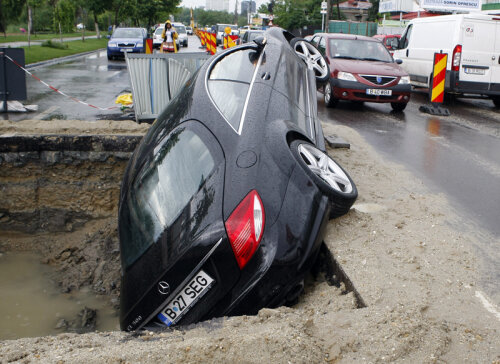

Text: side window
xmin=399 ymin=24 xmax=412 ymax=49
xmin=318 ymin=37 xmax=326 ymax=55
xmin=207 ymin=48 xmax=260 ymax=132
xmin=310 ymin=36 xmax=320 ymax=46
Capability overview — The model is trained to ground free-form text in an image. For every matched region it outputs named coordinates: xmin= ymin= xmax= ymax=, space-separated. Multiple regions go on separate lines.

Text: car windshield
xmin=176 ymin=26 xmax=186 ymax=34
xmin=120 ymin=127 xmax=215 ymax=268
xmin=329 ymin=38 xmax=393 ymax=62
xmin=154 ymin=27 xmax=164 ymax=35
xmin=113 ymin=28 xmax=143 ymax=38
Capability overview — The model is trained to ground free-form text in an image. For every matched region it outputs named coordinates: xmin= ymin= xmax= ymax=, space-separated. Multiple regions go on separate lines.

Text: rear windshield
xmin=113 ymin=28 xmax=143 ymax=38
xmin=207 ymin=48 xmax=260 ymax=132
xmin=120 ymin=126 xmax=215 ymax=268
xmin=329 ymin=38 xmax=393 ymax=62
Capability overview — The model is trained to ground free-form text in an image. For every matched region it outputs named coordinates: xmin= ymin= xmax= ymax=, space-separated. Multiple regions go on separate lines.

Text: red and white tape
xmin=4 ymin=54 xmax=119 ymax=111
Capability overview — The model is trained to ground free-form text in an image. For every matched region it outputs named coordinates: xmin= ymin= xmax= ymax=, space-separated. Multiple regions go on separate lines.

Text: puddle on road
xmin=0 ymin=252 xmax=118 ymax=340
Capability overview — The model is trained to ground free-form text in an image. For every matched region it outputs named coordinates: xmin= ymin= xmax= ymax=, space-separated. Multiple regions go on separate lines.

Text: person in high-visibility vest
xmin=160 ymin=20 xmax=178 ymax=53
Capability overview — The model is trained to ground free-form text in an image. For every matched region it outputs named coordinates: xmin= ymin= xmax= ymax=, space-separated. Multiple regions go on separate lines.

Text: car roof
xmin=315 ymin=33 xmax=378 ymax=42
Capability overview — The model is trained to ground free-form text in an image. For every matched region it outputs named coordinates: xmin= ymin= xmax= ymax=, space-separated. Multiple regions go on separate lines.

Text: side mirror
xmin=395 ymin=59 xmax=403 ymax=64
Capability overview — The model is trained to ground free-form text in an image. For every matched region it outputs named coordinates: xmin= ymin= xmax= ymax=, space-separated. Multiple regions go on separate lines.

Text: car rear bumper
xmin=330 ymin=79 xmax=411 ymax=103
xmin=447 ymin=71 xmax=500 ymax=96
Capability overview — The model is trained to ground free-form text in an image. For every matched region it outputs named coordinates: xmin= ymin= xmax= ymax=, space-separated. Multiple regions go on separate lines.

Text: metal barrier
xmin=126 ymin=52 xmax=211 ymax=122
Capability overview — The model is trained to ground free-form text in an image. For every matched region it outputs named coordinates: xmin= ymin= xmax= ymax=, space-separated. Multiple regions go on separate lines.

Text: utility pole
xmin=326 ymin=0 xmax=331 ymax=32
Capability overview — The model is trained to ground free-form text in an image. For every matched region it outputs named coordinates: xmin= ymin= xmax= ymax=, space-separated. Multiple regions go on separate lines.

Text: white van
xmin=393 ymin=14 xmax=500 ymax=106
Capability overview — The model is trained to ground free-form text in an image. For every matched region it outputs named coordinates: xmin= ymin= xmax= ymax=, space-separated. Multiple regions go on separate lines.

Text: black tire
xmin=324 ymin=82 xmax=338 ymax=108
xmin=290 ymin=140 xmax=358 ymax=219
xmin=391 ymin=102 xmax=407 ymax=112
xmin=290 ymin=37 xmax=330 ymax=85
xmin=491 ymin=96 xmax=500 ymax=108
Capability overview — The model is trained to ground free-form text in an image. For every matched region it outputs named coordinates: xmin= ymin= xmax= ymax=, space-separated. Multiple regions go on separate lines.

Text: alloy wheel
xmin=297 ymin=143 xmax=353 ymax=193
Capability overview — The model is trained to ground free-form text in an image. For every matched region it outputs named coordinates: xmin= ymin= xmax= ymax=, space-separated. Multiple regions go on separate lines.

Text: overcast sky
xmin=180 ymin=0 xmax=268 ymax=13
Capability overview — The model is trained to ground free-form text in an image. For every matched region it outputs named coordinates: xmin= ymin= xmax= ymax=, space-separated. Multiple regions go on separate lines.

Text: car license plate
xmin=157 ymin=270 xmax=214 ymax=327
xmin=464 ymin=67 xmax=485 ymax=75
xmin=120 ymin=48 xmax=133 ymax=53
xmin=366 ymin=89 xmax=392 ymax=96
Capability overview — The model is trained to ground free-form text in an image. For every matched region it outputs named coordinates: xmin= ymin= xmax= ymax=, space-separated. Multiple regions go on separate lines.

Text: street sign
xmin=321 ymin=9 xmax=327 ymax=14
xmin=321 ymin=1 xmax=328 ymax=9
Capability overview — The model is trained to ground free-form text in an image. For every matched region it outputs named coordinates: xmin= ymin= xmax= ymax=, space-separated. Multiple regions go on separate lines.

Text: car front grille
xmin=118 ymin=43 xmax=135 ymax=48
xmin=360 ymin=75 xmax=396 ymax=86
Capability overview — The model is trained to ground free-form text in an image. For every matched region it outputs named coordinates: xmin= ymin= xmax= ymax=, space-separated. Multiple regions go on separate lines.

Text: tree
xmin=87 ymin=0 xmax=112 ymax=38
xmin=368 ymin=0 xmax=379 ymax=21
xmin=0 ymin=0 xmax=23 ymax=37
xmin=273 ymin=0 xmax=322 ymax=32
xmin=53 ymin=0 xmax=75 ymax=38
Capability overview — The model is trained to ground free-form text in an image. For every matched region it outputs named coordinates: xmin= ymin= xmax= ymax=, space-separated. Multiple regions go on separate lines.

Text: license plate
xmin=366 ymin=89 xmax=392 ymax=96
xmin=120 ymin=48 xmax=133 ymax=53
xmin=157 ymin=270 xmax=214 ymax=327
xmin=464 ymin=67 xmax=485 ymax=75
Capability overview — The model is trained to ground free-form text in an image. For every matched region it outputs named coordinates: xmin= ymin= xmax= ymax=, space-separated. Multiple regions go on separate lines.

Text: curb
xmin=26 ymin=48 xmax=106 ymax=69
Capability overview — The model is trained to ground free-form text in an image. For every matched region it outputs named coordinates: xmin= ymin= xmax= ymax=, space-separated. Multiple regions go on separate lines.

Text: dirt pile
xmin=0 ymin=121 xmax=498 ymax=363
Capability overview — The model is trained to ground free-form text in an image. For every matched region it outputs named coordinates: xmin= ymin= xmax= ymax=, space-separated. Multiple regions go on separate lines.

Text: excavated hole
xmin=0 ymin=134 xmax=362 ymax=339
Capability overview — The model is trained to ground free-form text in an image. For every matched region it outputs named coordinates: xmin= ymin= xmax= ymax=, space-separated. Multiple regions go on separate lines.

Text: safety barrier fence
xmin=126 ymin=52 xmax=211 ymax=122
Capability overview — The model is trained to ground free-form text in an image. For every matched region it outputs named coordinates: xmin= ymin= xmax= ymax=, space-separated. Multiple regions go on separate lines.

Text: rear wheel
xmin=491 ymin=96 xmax=500 ymax=108
xmin=324 ymin=82 xmax=338 ymax=108
xmin=290 ymin=140 xmax=358 ymax=219
xmin=391 ymin=102 xmax=407 ymax=112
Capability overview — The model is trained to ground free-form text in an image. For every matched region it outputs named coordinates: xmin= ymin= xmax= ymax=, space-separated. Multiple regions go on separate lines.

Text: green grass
xmin=1 ymin=32 xmax=98 ymax=43
xmin=22 ymin=38 xmax=108 ymax=64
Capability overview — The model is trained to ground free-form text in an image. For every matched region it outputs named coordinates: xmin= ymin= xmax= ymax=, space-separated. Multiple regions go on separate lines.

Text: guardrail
xmin=126 ymin=52 xmax=211 ymax=122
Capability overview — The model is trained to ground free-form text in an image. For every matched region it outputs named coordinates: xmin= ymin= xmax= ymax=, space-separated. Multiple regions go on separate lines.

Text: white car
xmin=172 ymin=23 xmax=188 ymax=47
xmin=153 ymin=25 xmax=186 ymax=49
xmin=186 ymin=26 xmax=193 ymax=35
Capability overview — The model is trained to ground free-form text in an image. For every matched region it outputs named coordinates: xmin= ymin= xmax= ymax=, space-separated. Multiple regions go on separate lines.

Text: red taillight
xmin=225 ymin=190 xmax=265 ymax=270
xmin=452 ymin=44 xmax=462 ymax=72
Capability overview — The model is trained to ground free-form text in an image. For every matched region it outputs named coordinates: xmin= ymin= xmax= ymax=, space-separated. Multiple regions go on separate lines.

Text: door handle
xmin=406 ymin=49 xmax=409 ymax=57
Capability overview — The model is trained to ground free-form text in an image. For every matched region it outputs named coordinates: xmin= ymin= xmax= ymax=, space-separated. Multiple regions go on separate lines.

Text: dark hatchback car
xmin=310 ymin=33 xmax=411 ymax=111
xmin=107 ymin=27 xmax=147 ymax=60
xmin=118 ymin=27 xmax=357 ymax=331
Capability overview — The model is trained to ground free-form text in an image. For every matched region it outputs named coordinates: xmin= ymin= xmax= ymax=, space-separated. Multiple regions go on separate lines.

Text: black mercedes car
xmin=118 ymin=28 xmax=357 ymax=331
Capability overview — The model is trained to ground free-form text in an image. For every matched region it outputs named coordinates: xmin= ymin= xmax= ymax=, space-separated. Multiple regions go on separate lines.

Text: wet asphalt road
xmin=2 ymin=35 xmax=499 ymax=299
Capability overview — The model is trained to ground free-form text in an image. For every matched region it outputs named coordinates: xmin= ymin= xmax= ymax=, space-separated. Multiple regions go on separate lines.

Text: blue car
xmin=107 ymin=27 xmax=147 ymax=60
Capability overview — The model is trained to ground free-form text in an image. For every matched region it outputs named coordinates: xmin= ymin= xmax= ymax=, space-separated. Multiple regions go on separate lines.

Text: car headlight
xmin=136 ymin=42 xmax=143 ymax=47
xmin=108 ymin=42 xmax=117 ymax=47
xmin=337 ymin=72 xmax=357 ymax=82
xmin=399 ymin=76 xmax=410 ymax=84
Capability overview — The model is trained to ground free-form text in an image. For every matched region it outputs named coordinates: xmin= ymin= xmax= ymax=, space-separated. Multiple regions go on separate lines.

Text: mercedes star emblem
xmin=158 ymin=281 xmax=170 ymax=295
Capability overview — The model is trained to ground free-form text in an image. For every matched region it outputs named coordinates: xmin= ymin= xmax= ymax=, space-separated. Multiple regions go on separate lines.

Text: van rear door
xmin=492 ymin=19 xmax=500 ymax=86
xmin=460 ymin=17 xmax=497 ymax=87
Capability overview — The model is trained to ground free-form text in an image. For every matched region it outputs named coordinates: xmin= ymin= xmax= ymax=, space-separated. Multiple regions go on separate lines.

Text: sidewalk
xmin=0 ymin=35 xmax=98 ymax=48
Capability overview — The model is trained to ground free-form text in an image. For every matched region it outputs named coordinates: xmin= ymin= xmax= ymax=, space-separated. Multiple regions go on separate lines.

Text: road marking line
xmin=34 ymin=106 xmax=59 ymax=120
xmin=475 ymin=290 xmax=500 ymax=321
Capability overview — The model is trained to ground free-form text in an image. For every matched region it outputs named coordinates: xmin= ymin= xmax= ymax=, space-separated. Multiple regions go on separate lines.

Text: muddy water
xmin=0 ymin=252 xmax=118 ymax=340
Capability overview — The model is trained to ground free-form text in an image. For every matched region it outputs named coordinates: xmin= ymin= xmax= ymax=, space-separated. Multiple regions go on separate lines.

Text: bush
xmin=41 ymin=39 xmax=68 ymax=49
